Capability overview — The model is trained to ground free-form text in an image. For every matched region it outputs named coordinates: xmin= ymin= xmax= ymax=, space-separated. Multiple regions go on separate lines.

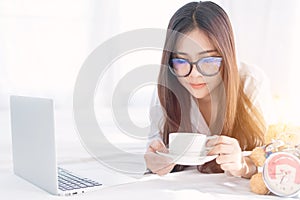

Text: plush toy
xmin=249 ymin=123 xmax=300 ymax=195
xmin=249 ymin=146 xmax=269 ymax=195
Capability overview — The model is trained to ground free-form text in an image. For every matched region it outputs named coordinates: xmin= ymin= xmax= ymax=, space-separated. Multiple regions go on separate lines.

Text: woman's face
xmin=173 ymin=28 xmax=222 ymax=100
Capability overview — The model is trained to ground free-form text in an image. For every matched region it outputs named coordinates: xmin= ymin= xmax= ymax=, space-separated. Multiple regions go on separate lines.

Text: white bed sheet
xmin=0 ymin=110 xmax=298 ymax=200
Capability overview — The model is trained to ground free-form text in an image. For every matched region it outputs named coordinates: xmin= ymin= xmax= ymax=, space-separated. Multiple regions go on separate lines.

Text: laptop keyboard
xmin=58 ymin=167 xmax=102 ymax=191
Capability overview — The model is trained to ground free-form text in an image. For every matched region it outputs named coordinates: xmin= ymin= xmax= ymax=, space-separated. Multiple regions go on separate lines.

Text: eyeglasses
xmin=169 ymin=56 xmax=222 ymax=77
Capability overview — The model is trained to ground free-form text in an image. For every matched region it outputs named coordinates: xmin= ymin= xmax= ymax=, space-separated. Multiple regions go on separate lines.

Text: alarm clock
xmin=262 ymin=151 xmax=300 ymax=197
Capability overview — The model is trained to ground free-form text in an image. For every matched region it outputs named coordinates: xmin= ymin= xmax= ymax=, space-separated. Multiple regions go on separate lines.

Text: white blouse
xmin=147 ymin=62 xmax=273 ymax=145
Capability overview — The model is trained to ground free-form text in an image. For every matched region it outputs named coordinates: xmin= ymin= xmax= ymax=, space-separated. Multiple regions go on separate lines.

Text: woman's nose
xmin=189 ymin=64 xmax=202 ymax=77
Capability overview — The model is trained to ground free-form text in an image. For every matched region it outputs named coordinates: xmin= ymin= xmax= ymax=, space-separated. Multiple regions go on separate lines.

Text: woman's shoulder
xmin=238 ymin=61 xmax=270 ymax=96
xmin=238 ymin=61 xmax=267 ymax=85
xmin=238 ymin=61 xmax=273 ymax=123
xmin=238 ymin=61 xmax=271 ymax=100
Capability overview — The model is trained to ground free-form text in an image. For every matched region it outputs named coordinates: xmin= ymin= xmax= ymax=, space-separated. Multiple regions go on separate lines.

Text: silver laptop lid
xmin=10 ymin=96 xmax=58 ymax=194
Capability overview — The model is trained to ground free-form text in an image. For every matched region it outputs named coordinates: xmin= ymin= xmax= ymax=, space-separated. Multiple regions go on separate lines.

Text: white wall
xmin=0 ymin=0 xmax=120 ymax=109
xmin=1 ymin=0 xmax=300 ymax=124
xmin=222 ymin=0 xmax=300 ymax=123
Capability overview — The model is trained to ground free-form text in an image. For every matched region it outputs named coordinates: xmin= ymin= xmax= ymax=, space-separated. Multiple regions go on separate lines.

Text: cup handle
xmin=204 ymin=135 xmax=219 ymax=154
xmin=206 ymin=135 xmax=218 ymax=141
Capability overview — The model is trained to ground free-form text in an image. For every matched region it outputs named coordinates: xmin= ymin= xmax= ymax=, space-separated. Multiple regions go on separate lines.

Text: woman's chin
xmin=190 ymin=90 xmax=209 ymax=99
xmin=181 ymin=84 xmax=210 ymax=99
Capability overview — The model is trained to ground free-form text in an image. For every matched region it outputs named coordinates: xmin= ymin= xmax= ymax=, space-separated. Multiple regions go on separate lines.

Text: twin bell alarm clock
xmin=262 ymin=140 xmax=300 ymax=197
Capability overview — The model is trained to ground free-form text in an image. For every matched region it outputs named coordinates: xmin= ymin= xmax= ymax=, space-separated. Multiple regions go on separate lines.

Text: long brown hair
xmin=158 ymin=1 xmax=266 ymax=153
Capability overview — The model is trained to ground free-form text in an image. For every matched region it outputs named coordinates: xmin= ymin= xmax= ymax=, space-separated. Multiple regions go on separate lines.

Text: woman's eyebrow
xmin=173 ymin=51 xmax=188 ymax=55
xmin=173 ymin=49 xmax=217 ymax=56
xmin=198 ymin=49 xmax=217 ymax=55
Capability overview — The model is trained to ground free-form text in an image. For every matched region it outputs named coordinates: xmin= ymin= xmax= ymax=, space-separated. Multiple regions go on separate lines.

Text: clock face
xmin=263 ymin=152 xmax=300 ymax=197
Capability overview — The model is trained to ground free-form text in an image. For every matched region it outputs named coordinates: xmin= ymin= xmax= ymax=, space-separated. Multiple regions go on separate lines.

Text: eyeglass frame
xmin=168 ymin=56 xmax=223 ymax=77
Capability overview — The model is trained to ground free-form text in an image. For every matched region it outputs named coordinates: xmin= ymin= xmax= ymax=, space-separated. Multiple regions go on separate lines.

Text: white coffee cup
xmin=168 ymin=133 xmax=216 ymax=157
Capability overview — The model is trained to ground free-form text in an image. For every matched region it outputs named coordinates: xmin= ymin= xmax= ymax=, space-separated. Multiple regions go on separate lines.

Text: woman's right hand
xmin=144 ymin=139 xmax=175 ymax=176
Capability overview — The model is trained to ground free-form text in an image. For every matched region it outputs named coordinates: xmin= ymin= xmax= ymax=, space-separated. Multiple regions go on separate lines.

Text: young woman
xmin=144 ymin=1 xmax=268 ymax=178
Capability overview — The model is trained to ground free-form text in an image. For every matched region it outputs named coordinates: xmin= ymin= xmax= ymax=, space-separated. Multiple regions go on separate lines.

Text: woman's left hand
xmin=206 ymin=135 xmax=246 ymax=177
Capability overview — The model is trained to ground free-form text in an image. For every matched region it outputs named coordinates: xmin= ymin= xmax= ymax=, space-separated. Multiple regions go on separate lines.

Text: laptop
xmin=10 ymin=95 xmax=102 ymax=196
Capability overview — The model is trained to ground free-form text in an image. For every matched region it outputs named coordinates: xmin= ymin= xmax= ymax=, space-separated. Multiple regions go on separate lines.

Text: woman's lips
xmin=190 ymin=83 xmax=206 ymax=89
